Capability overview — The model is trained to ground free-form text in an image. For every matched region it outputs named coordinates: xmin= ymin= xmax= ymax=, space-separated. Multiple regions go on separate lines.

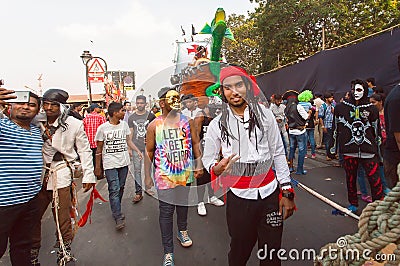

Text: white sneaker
xmin=209 ymin=196 xmax=224 ymax=206
xmin=197 ymin=202 xmax=207 ymax=216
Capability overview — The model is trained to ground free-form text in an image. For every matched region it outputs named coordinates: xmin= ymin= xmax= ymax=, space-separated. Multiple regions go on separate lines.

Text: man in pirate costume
xmin=283 ymin=90 xmax=309 ymax=175
xmin=144 ymin=87 xmax=203 ymax=266
xmin=202 ymin=65 xmax=296 ymax=266
xmin=31 ymin=89 xmax=96 ymax=265
xmin=330 ymin=80 xmax=384 ymax=213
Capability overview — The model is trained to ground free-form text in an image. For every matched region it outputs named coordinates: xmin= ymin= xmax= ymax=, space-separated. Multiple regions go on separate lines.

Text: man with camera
xmin=0 ymin=87 xmax=43 ymax=266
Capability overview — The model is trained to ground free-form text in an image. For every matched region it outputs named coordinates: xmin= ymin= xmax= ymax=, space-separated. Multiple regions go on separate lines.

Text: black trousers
xmin=226 ymin=188 xmax=283 ymax=266
xmin=0 ymin=194 xmax=41 ymax=266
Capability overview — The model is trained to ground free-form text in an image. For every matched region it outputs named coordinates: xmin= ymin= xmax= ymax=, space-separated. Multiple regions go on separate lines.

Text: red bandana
xmin=220 ymin=66 xmax=261 ymax=96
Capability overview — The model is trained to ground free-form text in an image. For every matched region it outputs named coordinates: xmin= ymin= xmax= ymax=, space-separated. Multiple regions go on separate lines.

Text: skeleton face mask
xmin=354 ymin=84 xmax=364 ymax=101
xmin=166 ymin=90 xmax=181 ymax=110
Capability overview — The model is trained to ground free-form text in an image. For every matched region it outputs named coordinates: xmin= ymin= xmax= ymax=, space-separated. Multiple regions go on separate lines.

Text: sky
xmin=1 ymin=0 xmax=257 ymax=101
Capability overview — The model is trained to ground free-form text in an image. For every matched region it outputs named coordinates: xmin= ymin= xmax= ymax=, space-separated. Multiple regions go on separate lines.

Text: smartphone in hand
xmin=3 ymin=91 xmax=30 ymax=103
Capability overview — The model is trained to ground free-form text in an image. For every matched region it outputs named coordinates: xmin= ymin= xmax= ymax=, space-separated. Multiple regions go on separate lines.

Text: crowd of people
xmin=269 ymin=75 xmax=399 ymax=214
xmin=0 ymin=59 xmax=399 ymax=266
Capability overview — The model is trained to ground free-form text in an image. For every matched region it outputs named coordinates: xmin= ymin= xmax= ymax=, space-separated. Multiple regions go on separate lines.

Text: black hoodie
xmin=330 ymin=80 xmax=381 ymax=158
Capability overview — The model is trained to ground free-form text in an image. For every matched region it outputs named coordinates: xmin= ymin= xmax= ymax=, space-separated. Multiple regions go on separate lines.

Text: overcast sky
xmin=1 ymin=0 xmax=256 ymax=100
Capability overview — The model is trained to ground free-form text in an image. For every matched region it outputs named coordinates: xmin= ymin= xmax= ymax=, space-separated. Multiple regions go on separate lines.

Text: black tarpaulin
xmin=256 ymin=27 xmax=400 ymax=99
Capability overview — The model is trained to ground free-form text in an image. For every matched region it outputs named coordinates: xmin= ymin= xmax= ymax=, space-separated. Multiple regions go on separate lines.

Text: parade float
xmin=170 ymin=8 xmax=234 ymax=106
xmin=170 ymin=8 xmax=400 ymax=266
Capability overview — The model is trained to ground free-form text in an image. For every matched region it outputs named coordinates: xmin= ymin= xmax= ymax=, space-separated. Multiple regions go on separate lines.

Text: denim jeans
xmin=306 ymin=128 xmax=316 ymax=155
xmin=288 ymin=132 xmax=307 ymax=173
xmin=132 ymin=150 xmax=144 ymax=195
xmin=280 ymin=131 xmax=289 ymax=157
xmin=0 ymin=194 xmax=41 ymax=266
xmin=105 ymin=166 xmax=128 ymax=221
xmin=323 ymin=128 xmax=333 ymax=156
xmin=158 ymin=185 xmax=190 ymax=253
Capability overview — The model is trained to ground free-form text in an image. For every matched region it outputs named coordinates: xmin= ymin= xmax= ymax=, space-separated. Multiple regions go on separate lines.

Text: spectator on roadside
xmin=313 ymin=92 xmax=325 ymax=149
xmin=68 ymin=102 xmax=83 ymax=120
xmin=123 ymin=101 xmax=134 ymax=123
xmin=319 ymin=92 xmax=336 ymax=160
xmin=0 ymin=89 xmax=43 ymax=266
xmin=181 ymin=94 xmax=201 ymax=119
xmin=284 ymin=90 xmax=308 ymax=175
xmin=83 ymin=103 xmax=107 ymax=169
xmin=366 ymin=77 xmax=376 ymax=97
xmin=270 ymin=94 xmax=289 ymax=157
xmin=151 ymin=104 xmax=161 ymax=117
xmin=94 ymin=102 xmax=143 ymax=230
xmin=127 ymin=95 xmax=156 ymax=203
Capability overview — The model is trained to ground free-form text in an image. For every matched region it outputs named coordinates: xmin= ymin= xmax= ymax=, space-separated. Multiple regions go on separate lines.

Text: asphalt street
xmin=1 ymin=148 xmax=368 ymax=266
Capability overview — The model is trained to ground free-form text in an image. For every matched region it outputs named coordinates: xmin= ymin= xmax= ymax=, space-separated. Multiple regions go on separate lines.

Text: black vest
xmin=285 ymin=102 xmax=306 ymax=129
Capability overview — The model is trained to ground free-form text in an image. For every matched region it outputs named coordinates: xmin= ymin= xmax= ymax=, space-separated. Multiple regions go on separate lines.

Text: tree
xmin=251 ymin=0 xmax=400 ymax=72
xmin=222 ymin=14 xmax=263 ymax=74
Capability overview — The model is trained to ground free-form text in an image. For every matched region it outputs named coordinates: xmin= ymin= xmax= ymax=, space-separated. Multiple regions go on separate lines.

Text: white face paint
xmin=354 ymin=84 xmax=364 ymax=101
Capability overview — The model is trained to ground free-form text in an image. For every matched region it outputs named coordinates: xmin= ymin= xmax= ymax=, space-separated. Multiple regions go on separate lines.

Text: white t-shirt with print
xmin=95 ymin=121 xmax=131 ymax=170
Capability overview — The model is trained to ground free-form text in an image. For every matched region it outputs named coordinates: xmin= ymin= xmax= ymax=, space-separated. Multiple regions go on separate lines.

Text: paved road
xmin=1 ymin=149 xmax=368 ymax=266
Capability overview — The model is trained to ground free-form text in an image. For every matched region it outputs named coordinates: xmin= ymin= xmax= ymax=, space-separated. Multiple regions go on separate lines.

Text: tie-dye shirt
xmin=153 ymin=114 xmax=194 ymax=189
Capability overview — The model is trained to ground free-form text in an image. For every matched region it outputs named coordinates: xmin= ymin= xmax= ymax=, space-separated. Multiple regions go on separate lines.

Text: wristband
xmin=280 ymin=182 xmax=292 ymax=188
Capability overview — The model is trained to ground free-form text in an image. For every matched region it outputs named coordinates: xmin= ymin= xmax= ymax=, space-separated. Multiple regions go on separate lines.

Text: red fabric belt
xmin=211 ymin=167 xmax=275 ymax=191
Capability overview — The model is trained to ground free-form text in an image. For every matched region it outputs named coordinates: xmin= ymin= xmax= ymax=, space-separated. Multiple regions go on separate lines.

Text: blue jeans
xmin=158 ymin=185 xmax=190 ymax=253
xmin=306 ymin=128 xmax=316 ymax=155
xmin=289 ymin=132 xmax=307 ymax=173
xmin=132 ymin=150 xmax=143 ymax=195
xmin=323 ymin=128 xmax=333 ymax=156
xmin=280 ymin=131 xmax=289 ymax=157
xmin=105 ymin=166 xmax=128 ymax=221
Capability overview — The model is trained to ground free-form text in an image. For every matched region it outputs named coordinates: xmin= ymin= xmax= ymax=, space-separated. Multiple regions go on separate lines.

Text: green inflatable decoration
xmin=199 ymin=8 xmax=234 ymax=97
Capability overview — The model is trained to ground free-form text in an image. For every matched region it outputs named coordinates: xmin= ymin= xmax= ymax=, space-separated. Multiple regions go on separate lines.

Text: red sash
xmin=210 ymin=167 xmax=275 ymax=191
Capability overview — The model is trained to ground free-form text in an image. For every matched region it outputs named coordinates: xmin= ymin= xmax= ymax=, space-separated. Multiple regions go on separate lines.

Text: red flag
xmin=78 ymin=187 xmax=107 ymax=227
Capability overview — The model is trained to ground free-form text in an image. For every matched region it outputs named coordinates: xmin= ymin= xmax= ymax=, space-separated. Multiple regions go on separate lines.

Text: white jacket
xmin=37 ymin=115 xmax=96 ymax=190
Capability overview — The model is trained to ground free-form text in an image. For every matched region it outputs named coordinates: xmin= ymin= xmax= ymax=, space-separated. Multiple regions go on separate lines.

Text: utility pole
xmin=38 ymin=74 xmax=43 ymax=96
xmin=322 ymin=26 xmax=326 ymax=50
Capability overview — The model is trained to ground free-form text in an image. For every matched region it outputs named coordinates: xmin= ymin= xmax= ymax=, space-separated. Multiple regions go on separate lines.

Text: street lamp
xmin=80 ymin=50 xmax=108 ymax=105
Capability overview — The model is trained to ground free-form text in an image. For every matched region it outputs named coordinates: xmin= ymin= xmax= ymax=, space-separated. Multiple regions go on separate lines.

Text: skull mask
xmin=351 ymin=120 xmax=365 ymax=145
xmin=354 ymin=84 xmax=364 ymax=101
xmin=166 ymin=90 xmax=181 ymax=110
